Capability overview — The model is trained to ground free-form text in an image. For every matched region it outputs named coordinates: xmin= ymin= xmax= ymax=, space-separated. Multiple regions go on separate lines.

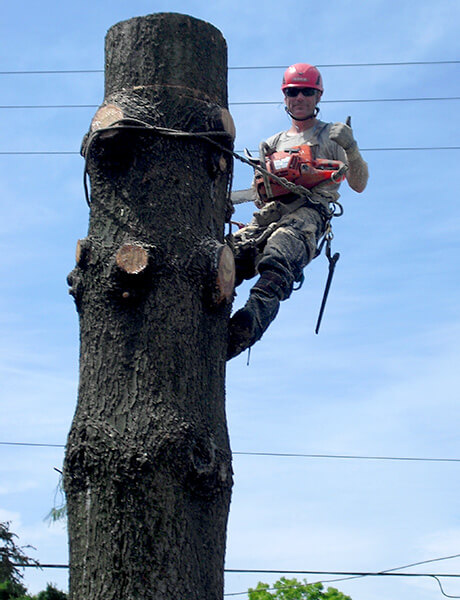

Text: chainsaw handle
xmin=314 ymin=158 xmax=345 ymax=170
xmin=330 ymin=162 xmax=349 ymax=182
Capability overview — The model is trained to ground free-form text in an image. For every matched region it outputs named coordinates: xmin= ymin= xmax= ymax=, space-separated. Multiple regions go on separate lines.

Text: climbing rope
xmin=80 ymin=117 xmax=344 ymax=222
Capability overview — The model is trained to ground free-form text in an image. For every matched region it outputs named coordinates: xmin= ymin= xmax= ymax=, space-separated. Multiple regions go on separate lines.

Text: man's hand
xmin=329 ymin=119 xmax=356 ymax=151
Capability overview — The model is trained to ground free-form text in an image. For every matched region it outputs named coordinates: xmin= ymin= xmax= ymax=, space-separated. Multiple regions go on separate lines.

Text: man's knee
xmin=252 ymin=269 xmax=293 ymax=301
xmin=259 ymin=226 xmax=311 ymax=279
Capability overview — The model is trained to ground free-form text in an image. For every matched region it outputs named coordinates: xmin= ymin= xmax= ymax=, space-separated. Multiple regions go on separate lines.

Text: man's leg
xmin=227 ymin=224 xmax=312 ymax=360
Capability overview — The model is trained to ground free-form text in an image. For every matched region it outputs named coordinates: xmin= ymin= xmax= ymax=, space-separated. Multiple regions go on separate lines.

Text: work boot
xmin=227 ymin=304 xmax=258 ymax=360
xmin=227 ymin=285 xmax=282 ymax=360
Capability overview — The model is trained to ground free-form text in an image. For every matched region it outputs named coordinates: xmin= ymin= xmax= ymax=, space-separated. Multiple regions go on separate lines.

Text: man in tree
xmin=248 ymin=576 xmax=352 ymax=599
xmin=228 ymin=63 xmax=369 ymax=359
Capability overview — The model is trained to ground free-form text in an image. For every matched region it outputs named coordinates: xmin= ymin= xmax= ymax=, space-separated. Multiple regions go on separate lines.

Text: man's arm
xmin=329 ymin=120 xmax=369 ymax=193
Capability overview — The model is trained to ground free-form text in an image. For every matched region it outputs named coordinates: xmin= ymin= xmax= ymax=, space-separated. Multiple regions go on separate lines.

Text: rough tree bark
xmin=64 ymin=13 xmax=235 ymax=600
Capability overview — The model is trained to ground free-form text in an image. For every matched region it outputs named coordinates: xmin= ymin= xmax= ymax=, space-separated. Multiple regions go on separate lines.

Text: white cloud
xmin=0 ymin=480 xmax=38 ymax=496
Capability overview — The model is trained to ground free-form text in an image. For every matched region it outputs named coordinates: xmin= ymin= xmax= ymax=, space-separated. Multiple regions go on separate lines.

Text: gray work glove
xmin=329 ymin=118 xmax=356 ymax=151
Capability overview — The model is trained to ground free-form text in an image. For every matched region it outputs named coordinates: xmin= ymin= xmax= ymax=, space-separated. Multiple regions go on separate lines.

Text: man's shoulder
xmin=315 ymin=119 xmax=333 ymax=135
xmin=265 ymin=130 xmax=287 ymax=147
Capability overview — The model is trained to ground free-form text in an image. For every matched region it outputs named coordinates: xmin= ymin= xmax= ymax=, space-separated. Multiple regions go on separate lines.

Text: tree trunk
xmin=64 ymin=13 xmax=235 ymax=600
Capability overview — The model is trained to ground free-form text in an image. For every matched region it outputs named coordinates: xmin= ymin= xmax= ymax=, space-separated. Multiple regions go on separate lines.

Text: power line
xmin=231 ymin=60 xmax=460 ymax=69
xmin=13 ymin=565 xmax=460 ymax=599
xmin=224 ymin=570 xmax=460 ymax=599
xmin=223 ymin=568 xmax=460 ymax=598
xmin=315 ymin=553 xmax=460 ymax=588
xmin=0 ymin=96 xmax=458 ymax=110
xmin=0 ymin=147 xmax=459 ymax=156
xmin=17 ymin=563 xmax=460 ymax=579
xmin=225 ymin=569 xmax=460 ymax=577
xmin=233 ymin=451 xmax=460 ymax=463
xmin=0 ymin=60 xmax=459 ymax=75
xmin=0 ymin=70 xmax=103 ymax=75
xmin=0 ymin=151 xmax=79 ymax=155
xmin=2 ymin=441 xmax=460 ymax=463
xmin=14 ymin=563 xmax=460 ymax=597
xmin=0 ymin=441 xmax=65 ymax=448
xmin=15 ymin=564 xmax=460 ymax=576
xmin=231 ymin=97 xmax=460 ymax=105
xmin=241 ymin=147 xmax=460 ymax=153
xmin=0 ymin=104 xmax=99 ymax=109
xmin=359 ymin=146 xmax=460 ymax=151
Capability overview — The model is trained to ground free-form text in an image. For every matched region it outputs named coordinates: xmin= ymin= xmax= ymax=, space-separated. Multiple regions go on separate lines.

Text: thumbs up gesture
xmin=329 ymin=116 xmax=356 ymax=151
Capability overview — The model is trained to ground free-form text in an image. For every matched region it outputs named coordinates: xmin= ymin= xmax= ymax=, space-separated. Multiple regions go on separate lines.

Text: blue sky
xmin=1 ymin=1 xmax=459 ymax=598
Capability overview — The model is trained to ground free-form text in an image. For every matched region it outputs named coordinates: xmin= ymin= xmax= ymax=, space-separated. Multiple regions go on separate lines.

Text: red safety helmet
xmin=281 ymin=63 xmax=323 ymax=95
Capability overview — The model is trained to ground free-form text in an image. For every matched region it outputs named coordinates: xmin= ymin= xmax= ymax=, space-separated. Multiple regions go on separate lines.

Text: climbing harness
xmin=239 ymin=143 xmax=346 ymax=334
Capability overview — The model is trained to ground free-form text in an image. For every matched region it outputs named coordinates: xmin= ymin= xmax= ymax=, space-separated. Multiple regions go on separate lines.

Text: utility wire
xmin=0 ymin=96 xmax=458 ymax=109
xmin=226 ymin=576 xmax=460 ymax=599
xmin=0 ymin=147 xmax=459 ymax=156
xmin=12 ymin=565 xmax=460 ymax=599
xmin=2 ymin=441 xmax=460 ymax=464
xmin=232 ymin=451 xmax=460 ymax=463
xmin=15 ymin=564 xmax=460 ymax=576
xmin=240 ymin=146 xmax=460 ymax=153
xmin=0 ymin=60 xmax=459 ymax=75
xmin=0 ymin=151 xmax=79 ymax=155
xmin=231 ymin=97 xmax=460 ymax=105
xmin=225 ymin=554 xmax=460 ymax=599
xmin=225 ymin=569 xmax=460 ymax=577
xmin=306 ymin=553 xmax=460 ymax=591
xmin=230 ymin=60 xmax=460 ymax=69
xmin=224 ymin=569 xmax=460 ymax=599
xmin=12 ymin=564 xmax=460 ymax=598
xmin=0 ymin=441 xmax=65 ymax=448
xmin=12 ymin=553 xmax=460 ymax=598
xmin=0 ymin=104 xmax=99 ymax=109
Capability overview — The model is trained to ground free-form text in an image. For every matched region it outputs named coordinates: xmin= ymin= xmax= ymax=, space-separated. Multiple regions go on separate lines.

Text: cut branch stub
xmin=115 ymin=243 xmax=149 ymax=275
xmin=75 ymin=239 xmax=83 ymax=265
xmin=215 ymin=244 xmax=235 ymax=304
xmin=91 ymin=103 xmax=125 ymax=132
xmin=75 ymin=238 xmax=91 ymax=267
xmin=219 ymin=108 xmax=236 ymax=141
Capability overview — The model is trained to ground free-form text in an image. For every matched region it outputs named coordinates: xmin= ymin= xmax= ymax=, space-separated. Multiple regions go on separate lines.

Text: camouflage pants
xmin=232 ymin=200 xmax=325 ymax=298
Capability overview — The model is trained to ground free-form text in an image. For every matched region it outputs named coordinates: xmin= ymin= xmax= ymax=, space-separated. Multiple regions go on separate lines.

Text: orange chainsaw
xmin=254 ymin=144 xmax=347 ymax=203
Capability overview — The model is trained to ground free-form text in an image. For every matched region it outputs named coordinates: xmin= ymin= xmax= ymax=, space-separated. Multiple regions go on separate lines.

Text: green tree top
xmin=0 ymin=522 xmax=39 ymax=588
xmin=248 ymin=577 xmax=352 ymax=600
xmin=0 ymin=522 xmax=67 ymax=599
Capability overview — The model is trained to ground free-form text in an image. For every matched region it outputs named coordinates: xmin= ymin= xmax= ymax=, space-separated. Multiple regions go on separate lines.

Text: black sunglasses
xmin=284 ymin=87 xmax=317 ymax=98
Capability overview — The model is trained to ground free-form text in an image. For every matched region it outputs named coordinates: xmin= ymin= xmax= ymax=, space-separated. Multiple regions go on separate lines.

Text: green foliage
xmin=248 ymin=577 xmax=352 ymax=600
xmin=0 ymin=522 xmax=39 ymax=588
xmin=0 ymin=524 xmax=67 ymax=600
xmin=0 ymin=579 xmax=30 ymax=599
xmin=0 ymin=581 xmax=67 ymax=600
xmin=44 ymin=473 xmax=67 ymax=527
xmin=33 ymin=583 xmax=67 ymax=600
xmin=43 ymin=507 xmax=66 ymax=527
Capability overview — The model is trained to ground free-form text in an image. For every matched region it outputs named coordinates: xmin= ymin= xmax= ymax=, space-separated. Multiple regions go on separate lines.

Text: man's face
xmin=284 ymin=87 xmax=320 ymax=120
